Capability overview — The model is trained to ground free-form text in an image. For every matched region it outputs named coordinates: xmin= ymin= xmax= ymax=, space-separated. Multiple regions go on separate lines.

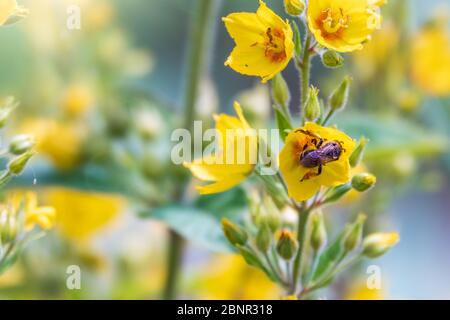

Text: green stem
xmin=321 ymin=109 xmax=335 ymax=126
xmin=163 ymin=230 xmax=184 ymax=300
xmin=300 ymin=34 xmax=312 ymax=121
xmin=163 ymin=0 xmax=221 ymax=300
xmin=292 ymin=206 xmax=312 ymax=294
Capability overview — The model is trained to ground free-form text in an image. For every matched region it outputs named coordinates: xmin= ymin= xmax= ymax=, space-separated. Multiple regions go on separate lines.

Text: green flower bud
xmin=8 ymin=151 xmax=35 ymax=175
xmin=276 ymin=229 xmax=298 ymax=260
xmin=221 ymin=218 xmax=248 ymax=246
xmin=9 ymin=134 xmax=36 ymax=155
xmin=352 ymin=173 xmax=377 ymax=192
xmin=0 ymin=97 xmax=18 ymax=128
xmin=256 ymin=225 xmax=271 ymax=253
xmin=271 ymin=73 xmax=290 ymax=108
xmin=304 ymin=86 xmax=321 ymax=121
xmin=310 ymin=210 xmax=327 ymax=252
xmin=344 ymin=214 xmax=366 ymax=252
xmin=349 ymin=136 xmax=369 ymax=167
xmin=321 ymin=50 xmax=344 ymax=68
xmin=283 ymin=0 xmax=305 ymax=16
xmin=0 ymin=211 xmax=18 ymax=245
xmin=328 ymin=76 xmax=352 ymax=111
xmin=363 ymin=232 xmax=400 ymax=258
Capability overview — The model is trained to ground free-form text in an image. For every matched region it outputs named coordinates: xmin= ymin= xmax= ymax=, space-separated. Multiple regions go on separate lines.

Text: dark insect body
xmin=296 ymin=129 xmax=344 ymax=181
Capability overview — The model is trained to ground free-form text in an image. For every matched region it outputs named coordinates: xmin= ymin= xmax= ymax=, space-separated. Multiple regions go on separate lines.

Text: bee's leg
xmin=295 ymin=129 xmax=325 ymax=148
xmin=300 ymin=165 xmax=322 ymax=182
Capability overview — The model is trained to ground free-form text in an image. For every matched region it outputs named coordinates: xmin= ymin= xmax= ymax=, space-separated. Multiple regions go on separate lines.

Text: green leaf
xmin=237 ymin=245 xmax=277 ymax=282
xmin=275 ymin=107 xmax=293 ymax=141
xmin=195 ymin=188 xmax=247 ymax=220
xmin=292 ymin=21 xmax=302 ymax=59
xmin=312 ymin=227 xmax=349 ymax=282
xmin=147 ymin=205 xmax=234 ymax=253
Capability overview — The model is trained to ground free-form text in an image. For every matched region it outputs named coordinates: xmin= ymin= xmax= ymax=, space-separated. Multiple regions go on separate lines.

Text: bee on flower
xmin=279 ymin=122 xmax=356 ymax=201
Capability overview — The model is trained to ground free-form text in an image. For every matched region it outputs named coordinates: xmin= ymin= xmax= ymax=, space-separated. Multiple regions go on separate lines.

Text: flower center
xmin=318 ymin=8 xmax=349 ymax=37
xmin=264 ymin=27 xmax=286 ymax=62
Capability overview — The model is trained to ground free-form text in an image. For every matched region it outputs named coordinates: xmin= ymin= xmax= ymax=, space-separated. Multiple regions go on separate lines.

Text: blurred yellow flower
xmin=184 ymin=102 xmax=257 ymax=195
xmin=20 ymin=119 xmax=84 ymax=171
xmin=279 ymin=123 xmax=356 ymax=201
xmin=196 ymin=254 xmax=280 ymax=300
xmin=353 ymin=21 xmax=399 ymax=81
xmin=44 ymin=187 xmax=126 ymax=242
xmin=345 ymin=281 xmax=385 ymax=300
xmin=411 ymin=24 xmax=450 ymax=96
xmin=7 ymin=191 xmax=56 ymax=231
xmin=307 ymin=0 xmax=386 ymax=52
xmin=61 ymin=84 xmax=94 ymax=118
xmin=0 ymin=0 xmax=27 ymax=26
xmin=222 ymin=0 xmax=294 ymax=83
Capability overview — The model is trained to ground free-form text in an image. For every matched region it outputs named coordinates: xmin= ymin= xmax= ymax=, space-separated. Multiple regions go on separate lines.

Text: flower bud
xmin=256 ymin=225 xmax=271 ymax=253
xmin=9 ymin=134 xmax=36 ymax=155
xmin=276 ymin=229 xmax=298 ymax=260
xmin=8 ymin=151 xmax=35 ymax=175
xmin=221 ymin=218 xmax=248 ymax=246
xmin=0 ymin=97 xmax=18 ymax=128
xmin=0 ymin=211 xmax=18 ymax=244
xmin=349 ymin=137 xmax=369 ymax=167
xmin=321 ymin=50 xmax=344 ymax=68
xmin=328 ymin=76 xmax=352 ymax=111
xmin=304 ymin=86 xmax=321 ymax=121
xmin=271 ymin=73 xmax=290 ymax=108
xmin=363 ymin=232 xmax=399 ymax=258
xmin=352 ymin=173 xmax=377 ymax=192
xmin=310 ymin=210 xmax=327 ymax=252
xmin=283 ymin=0 xmax=305 ymax=16
xmin=344 ymin=214 xmax=366 ymax=252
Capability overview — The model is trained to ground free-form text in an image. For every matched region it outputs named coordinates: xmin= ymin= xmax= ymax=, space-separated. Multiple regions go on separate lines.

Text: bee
xmin=296 ymin=129 xmax=345 ymax=182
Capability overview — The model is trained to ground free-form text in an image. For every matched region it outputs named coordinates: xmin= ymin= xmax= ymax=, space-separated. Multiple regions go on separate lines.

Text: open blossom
xmin=222 ymin=0 xmax=294 ymax=83
xmin=184 ymin=102 xmax=257 ymax=195
xmin=279 ymin=122 xmax=355 ymax=201
xmin=307 ymin=0 xmax=386 ymax=52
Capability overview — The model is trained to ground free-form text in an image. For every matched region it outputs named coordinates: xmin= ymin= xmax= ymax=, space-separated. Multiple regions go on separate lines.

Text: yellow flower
xmin=345 ymin=280 xmax=386 ymax=300
xmin=195 ymin=254 xmax=280 ymax=300
xmin=43 ymin=187 xmax=126 ymax=242
xmin=279 ymin=122 xmax=356 ymax=201
xmin=20 ymin=118 xmax=84 ymax=171
xmin=7 ymin=191 xmax=56 ymax=231
xmin=352 ymin=21 xmax=400 ymax=81
xmin=307 ymin=0 xmax=386 ymax=52
xmin=0 ymin=0 xmax=28 ymax=26
xmin=61 ymin=84 xmax=94 ymax=118
xmin=184 ymin=102 xmax=257 ymax=195
xmin=411 ymin=24 xmax=450 ymax=96
xmin=222 ymin=0 xmax=294 ymax=83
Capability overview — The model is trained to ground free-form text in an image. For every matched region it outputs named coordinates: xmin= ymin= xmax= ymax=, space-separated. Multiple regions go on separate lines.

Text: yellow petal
xmin=196 ymin=174 xmax=247 ymax=195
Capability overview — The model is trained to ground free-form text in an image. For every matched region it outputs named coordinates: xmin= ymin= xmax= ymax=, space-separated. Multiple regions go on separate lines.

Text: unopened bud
xmin=321 ymin=50 xmax=344 ymax=68
xmin=304 ymin=86 xmax=321 ymax=121
xmin=352 ymin=173 xmax=377 ymax=192
xmin=8 ymin=151 xmax=35 ymax=175
xmin=310 ymin=210 xmax=327 ymax=252
xmin=256 ymin=225 xmax=271 ymax=253
xmin=9 ymin=134 xmax=36 ymax=155
xmin=344 ymin=214 xmax=366 ymax=252
xmin=0 ymin=97 xmax=18 ymax=128
xmin=221 ymin=218 xmax=248 ymax=246
xmin=276 ymin=229 xmax=298 ymax=260
xmin=349 ymin=137 xmax=369 ymax=167
xmin=329 ymin=76 xmax=352 ymax=111
xmin=363 ymin=232 xmax=399 ymax=258
xmin=283 ymin=0 xmax=305 ymax=16
xmin=0 ymin=211 xmax=17 ymax=244
xmin=271 ymin=73 xmax=290 ymax=108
